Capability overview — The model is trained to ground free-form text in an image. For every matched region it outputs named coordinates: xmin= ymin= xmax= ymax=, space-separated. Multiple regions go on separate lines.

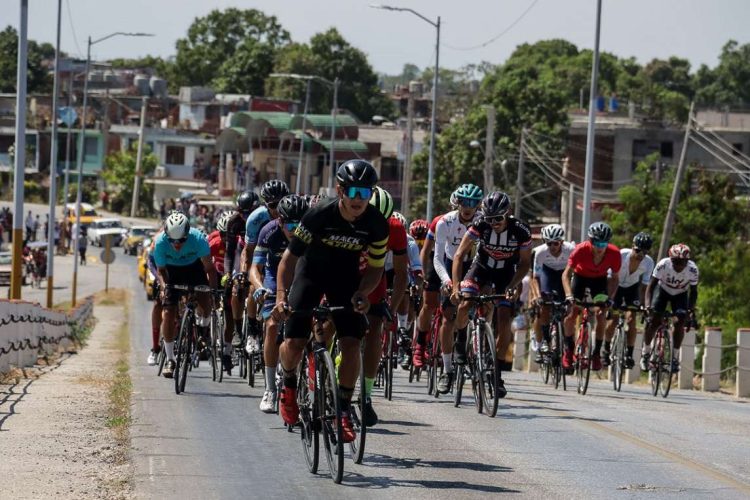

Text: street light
xmin=269 ymin=73 xmax=340 ymax=194
xmin=371 ymin=4 xmax=440 ymax=221
xmin=71 ymin=31 xmax=153 ymax=306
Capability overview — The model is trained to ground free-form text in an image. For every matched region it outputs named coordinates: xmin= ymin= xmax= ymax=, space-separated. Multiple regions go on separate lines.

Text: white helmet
xmin=165 ymin=212 xmax=189 ymax=240
xmin=391 ymin=211 xmax=407 ymax=228
xmin=217 ymin=210 xmax=236 ymax=233
xmin=541 ymin=224 xmax=565 ymax=243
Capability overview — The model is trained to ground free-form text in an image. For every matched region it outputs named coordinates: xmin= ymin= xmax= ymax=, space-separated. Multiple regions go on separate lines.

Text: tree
xmin=101 ymin=145 xmax=158 ymax=215
xmin=173 ymin=9 xmax=290 ymax=91
xmin=0 ymin=26 xmax=59 ymax=93
xmin=694 ymin=40 xmax=750 ymax=108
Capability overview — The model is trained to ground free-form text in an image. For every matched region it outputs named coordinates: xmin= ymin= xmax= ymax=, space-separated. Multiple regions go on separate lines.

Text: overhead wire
xmin=64 ymin=0 xmax=84 ymax=58
xmin=442 ymin=0 xmax=541 ymax=51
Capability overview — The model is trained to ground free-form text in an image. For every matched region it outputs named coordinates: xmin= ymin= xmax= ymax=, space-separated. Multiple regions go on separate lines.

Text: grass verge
xmin=103 ymin=290 xmax=132 ymax=464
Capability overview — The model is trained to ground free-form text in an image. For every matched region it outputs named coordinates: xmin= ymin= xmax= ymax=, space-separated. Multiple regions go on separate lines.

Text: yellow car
xmin=65 ymin=202 xmax=99 ymax=227
xmin=123 ymin=225 xmax=156 ymax=256
xmin=144 ymin=264 xmax=157 ymax=301
xmin=137 ymin=238 xmax=151 ymax=283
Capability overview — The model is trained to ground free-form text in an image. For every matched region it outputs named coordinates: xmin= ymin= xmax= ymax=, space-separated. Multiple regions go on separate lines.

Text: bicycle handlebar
xmin=164 ymin=284 xmax=214 ymax=293
xmin=460 ymin=293 xmax=509 ymax=304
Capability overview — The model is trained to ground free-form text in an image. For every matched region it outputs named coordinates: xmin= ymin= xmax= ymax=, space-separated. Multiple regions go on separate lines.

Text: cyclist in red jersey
xmin=561 ymin=222 xmax=620 ymax=372
xmin=209 ymin=211 xmax=236 ymax=371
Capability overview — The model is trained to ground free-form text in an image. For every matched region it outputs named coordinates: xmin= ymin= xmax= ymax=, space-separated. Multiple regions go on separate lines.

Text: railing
xmin=0 ymin=297 xmax=94 ymax=374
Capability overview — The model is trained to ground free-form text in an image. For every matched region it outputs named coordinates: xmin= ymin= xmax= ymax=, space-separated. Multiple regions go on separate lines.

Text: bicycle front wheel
xmin=175 ymin=312 xmax=193 ymax=395
xmin=612 ymin=326 xmax=626 ymax=392
xmin=650 ymin=333 xmax=661 ymax=397
xmin=298 ymin=350 xmax=319 ymax=473
xmin=576 ymin=323 xmax=592 ymax=395
xmin=385 ymin=329 xmax=394 ymax=401
xmin=477 ymin=322 xmax=499 ymax=417
xmin=318 ymin=351 xmax=344 ymax=484
xmin=210 ymin=311 xmax=220 ymax=382
xmin=659 ymin=330 xmax=673 ymax=398
xmin=349 ymin=346 xmax=367 ymax=464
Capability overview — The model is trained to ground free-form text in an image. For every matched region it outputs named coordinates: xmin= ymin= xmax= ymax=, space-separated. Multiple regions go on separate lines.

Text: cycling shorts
xmin=651 ymin=286 xmax=688 ymax=314
xmin=614 ymin=282 xmax=641 ymax=309
xmin=460 ymin=262 xmax=515 ymax=309
xmin=570 ymin=274 xmax=608 ymax=302
xmin=537 ymin=264 xmax=564 ymax=299
xmin=163 ymin=259 xmax=209 ymax=306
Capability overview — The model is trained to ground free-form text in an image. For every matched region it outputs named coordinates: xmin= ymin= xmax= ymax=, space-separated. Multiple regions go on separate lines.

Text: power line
xmin=443 ymin=0 xmax=541 ymax=51
xmin=65 ymin=0 xmax=83 ymax=58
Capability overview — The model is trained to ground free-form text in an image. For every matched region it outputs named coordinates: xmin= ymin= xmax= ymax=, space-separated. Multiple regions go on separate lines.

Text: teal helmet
xmin=454 ymin=183 xmax=483 ymax=208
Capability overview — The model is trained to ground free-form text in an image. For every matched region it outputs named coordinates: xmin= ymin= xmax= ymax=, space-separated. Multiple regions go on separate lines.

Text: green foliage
xmin=694 ymin=40 xmax=750 ymax=108
xmin=101 ymin=145 xmax=158 ymax=216
xmin=0 ymin=26 xmax=60 ymax=93
xmin=173 ymin=8 xmax=290 ymax=91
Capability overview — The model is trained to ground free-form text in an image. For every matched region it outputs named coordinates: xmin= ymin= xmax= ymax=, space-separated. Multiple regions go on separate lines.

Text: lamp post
xmin=371 ymin=4 xmax=440 ymax=221
xmin=71 ymin=31 xmax=153 ymax=307
xmin=269 ymin=73 xmax=339 ymax=194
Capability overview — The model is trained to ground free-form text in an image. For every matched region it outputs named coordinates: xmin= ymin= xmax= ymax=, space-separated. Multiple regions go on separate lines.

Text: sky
xmin=5 ymin=0 xmax=750 ymax=76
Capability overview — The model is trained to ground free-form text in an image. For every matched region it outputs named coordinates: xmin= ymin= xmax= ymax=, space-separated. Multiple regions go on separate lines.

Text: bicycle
xmin=536 ymin=292 xmax=567 ymax=391
xmin=245 ymin=289 xmax=273 ymax=388
xmin=426 ymin=305 xmax=444 ymax=397
xmin=374 ymin=303 xmax=395 ymax=401
xmin=572 ymin=292 xmax=609 ymax=396
xmin=609 ymin=304 xmax=643 ymax=392
xmin=169 ymin=284 xmax=214 ymax=395
xmin=210 ymin=289 xmax=226 ymax=382
xmin=645 ymin=310 xmax=685 ymax=398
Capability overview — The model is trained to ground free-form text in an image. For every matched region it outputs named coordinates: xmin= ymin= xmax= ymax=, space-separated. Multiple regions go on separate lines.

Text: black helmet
xmin=481 ymin=191 xmax=512 ymax=217
xmin=277 ymin=195 xmax=309 ymax=223
xmin=261 ymin=180 xmax=289 ymax=204
xmin=633 ymin=232 xmax=653 ymax=251
xmin=587 ymin=222 xmax=613 ymax=242
xmin=236 ymin=190 xmax=259 ymax=212
xmin=336 ymin=159 xmax=378 ymax=188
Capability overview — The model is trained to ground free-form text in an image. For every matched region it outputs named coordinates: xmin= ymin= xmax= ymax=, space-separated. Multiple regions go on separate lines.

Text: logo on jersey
xmin=321 ymin=234 xmax=365 ymax=251
xmin=294 ymin=225 xmax=312 ymax=244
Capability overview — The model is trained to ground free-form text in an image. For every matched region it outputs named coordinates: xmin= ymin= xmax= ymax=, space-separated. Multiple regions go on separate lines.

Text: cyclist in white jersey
xmin=642 ymin=243 xmax=698 ymax=373
xmin=603 ymin=232 xmax=654 ymax=369
xmin=530 ymin=224 xmax=574 ymax=362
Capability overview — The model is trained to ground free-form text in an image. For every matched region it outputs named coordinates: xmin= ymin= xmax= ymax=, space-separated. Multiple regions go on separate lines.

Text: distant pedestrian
xmin=33 ymin=215 xmax=40 ymax=241
xmin=25 ymin=210 xmax=34 ymax=241
xmin=78 ymin=227 xmax=88 ymax=265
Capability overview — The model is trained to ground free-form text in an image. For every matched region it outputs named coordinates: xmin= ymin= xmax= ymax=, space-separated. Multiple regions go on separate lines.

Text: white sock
xmin=397 ymin=313 xmax=409 ymax=329
xmin=164 ymin=341 xmax=175 ymax=361
xmin=265 ymin=366 xmax=276 ymax=392
xmin=442 ymin=353 xmax=453 ymax=373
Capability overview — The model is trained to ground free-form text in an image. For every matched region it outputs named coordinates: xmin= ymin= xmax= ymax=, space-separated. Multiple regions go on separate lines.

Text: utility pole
xmin=425 ymin=16 xmax=440 ymax=221
xmin=46 ymin=0 xmax=63 ymax=308
xmin=131 ymin=96 xmax=147 ymax=217
xmin=328 ymin=78 xmax=338 ymax=192
xmin=561 ymin=156 xmax=570 ymax=232
xmin=10 ymin=0 xmax=29 ymax=300
xmin=295 ymin=79 xmax=311 ymax=194
xmin=658 ymin=102 xmax=694 ymax=261
xmin=401 ymin=87 xmax=415 ymax=216
xmin=483 ymin=105 xmax=495 ymax=193
xmin=62 ymin=70 xmax=73 ymax=208
xmin=514 ymin=128 xmax=526 ymax=219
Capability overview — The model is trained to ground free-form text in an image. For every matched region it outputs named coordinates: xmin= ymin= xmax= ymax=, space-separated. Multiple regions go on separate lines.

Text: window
xmin=84 ymin=137 xmax=98 ymax=158
xmin=166 ymin=145 xmax=185 ymax=165
xmin=660 ymin=141 xmax=673 ymax=158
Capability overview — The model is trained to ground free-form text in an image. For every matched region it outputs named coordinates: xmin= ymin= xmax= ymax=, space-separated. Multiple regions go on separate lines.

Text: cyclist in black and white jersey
xmin=530 ymin=224 xmax=574 ymax=362
xmin=448 ymin=191 xmax=532 ymax=396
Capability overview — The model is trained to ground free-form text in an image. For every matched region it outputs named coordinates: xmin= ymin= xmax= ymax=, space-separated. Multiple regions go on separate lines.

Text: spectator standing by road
xmin=78 ymin=227 xmax=88 ymax=265
xmin=25 ymin=210 xmax=34 ymax=241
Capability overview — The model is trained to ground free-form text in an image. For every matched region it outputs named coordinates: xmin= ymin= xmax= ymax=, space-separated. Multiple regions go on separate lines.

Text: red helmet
xmin=668 ymin=243 xmax=690 ymax=259
xmin=409 ymin=219 xmax=429 ymax=240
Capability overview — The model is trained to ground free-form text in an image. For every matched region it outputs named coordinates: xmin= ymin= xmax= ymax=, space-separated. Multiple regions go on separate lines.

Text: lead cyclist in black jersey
xmin=274 ymin=160 xmax=389 ymax=443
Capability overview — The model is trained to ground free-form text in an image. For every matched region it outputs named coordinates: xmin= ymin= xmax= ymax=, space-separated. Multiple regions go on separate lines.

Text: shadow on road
xmin=376 ymin=419 xmax=433 ymax=427
xmin=342 ymin=471 xmax=520 ymax=493
xmin=361 ymin=453 xmax=513 ymax=473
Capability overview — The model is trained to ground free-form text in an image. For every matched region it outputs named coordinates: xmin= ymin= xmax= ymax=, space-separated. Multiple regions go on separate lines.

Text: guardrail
xmin=0 ymin=297 xmax=94 ymax=374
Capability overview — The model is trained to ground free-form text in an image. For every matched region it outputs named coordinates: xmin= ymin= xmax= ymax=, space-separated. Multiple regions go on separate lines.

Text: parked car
xmin=87 ymin=218 xmax=126 ymax=247
xmin=123 ymin=225 xmax=156 ymax=255
xmin=65 ymin=203 xmax=99 ymax=227
xmin=0 ymin=251 xmax=27 ymax=287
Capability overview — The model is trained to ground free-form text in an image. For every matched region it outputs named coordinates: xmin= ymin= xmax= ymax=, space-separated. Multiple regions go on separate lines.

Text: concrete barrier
xmin=737 ymin=329 xmax=750 ymax=398
xmin=513 ymin=329 xmax=527 ymax=371
xmin=702 ymin=327 xmax=722 ymax=392
xmin=679 ymin=329 xmax=696 ymax=390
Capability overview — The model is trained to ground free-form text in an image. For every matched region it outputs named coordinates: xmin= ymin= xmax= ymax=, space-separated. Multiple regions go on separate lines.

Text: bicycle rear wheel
xmin=385 ymin=328 xmax=394 ymax=401
xmin=576 ymin=323 xmax=592 ymax=395
xmin=318 ymin=351 xmax=344 ymax=484
xmin=349 ymin=345 xmax=366 ymax=464
xmin=157 ymin=339 xmax=166 ymax=376
xmin=175 ymin=313 xmax=192 ymax=395
xmin=612 ymin=326 xmax=626 ymax=392
xmin=650 ymin=333 xmax=661 ymax=397
xmin=210 ymin=311 xmax=220 ymax=382
xmin=477 ymin=322 xmax=499 ymax=417
xmin=298 ymin=351 xmax=319 ymax=473
xmin=659 ymin=330 xmax=673 ymax=398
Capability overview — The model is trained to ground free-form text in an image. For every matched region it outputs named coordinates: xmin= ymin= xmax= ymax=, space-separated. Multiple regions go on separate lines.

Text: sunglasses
xmin=592 ymin=239 xmax=608 ymax=249
xmin=547 ymin=241 xmax=562 ymax=247
xmin=168 ymin=236 xmax=188 ymax=244
xmin=633 ymin=247 xmax=647 ymax=254
xmin=344 ymin=186 xmax=373 ymax=200
xmin=485 ymin=214 xmax=509 ymax=224
xmin=671 ymin=258 xmax=688 ymax=265
xmin=458 ymin=198 xmax=480 ymax=208
xmin=284 ymin=222 xmax=299 ymax=232
xmin=266 ymin=201 xmax=279 ymax=210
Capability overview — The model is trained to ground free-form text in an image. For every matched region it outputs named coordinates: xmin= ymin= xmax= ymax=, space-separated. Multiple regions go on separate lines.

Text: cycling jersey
xmin=652 ymin=257 xmax=699 ymax=295
xmin=153 ymin=228 xmax=210 ymax=268
xmin=466 ymin=216 xmax=532 ymax=269
xmin=533 ymin=242 xmax=575 ymax=274
xmin=433 ymin=210 xmax=477 ymax=284
xmin=244 ymin=206 xmax=272 ymax=246
xmin=567 ymin=240 xmax=621 ymax=278
xmin=425 ymin=214 xmax=442 ymax=241
xmin=384 ymin=234 xmax=422 ymax=273
xmin=361 ymin=215 xmax=407 ymax=306
xmin=253 ymin=219 xmax=288 ymax=291
xmin=208 ymin=230 xmax=225 ymax=275
xmin=617 ymin=249 xmax=654 ymax=287
xmin=224 ymin=211 xmax=247 ymax=275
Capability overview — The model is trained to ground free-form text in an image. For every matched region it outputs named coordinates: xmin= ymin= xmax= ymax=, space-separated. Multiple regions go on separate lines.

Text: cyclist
xmin=251 ymin=195 xmax=309 ymax=413
xmin=530 ymin=224 xmax=575 ymax=363
xmin=224 ymin=191 xmax=260 ymax=347
xmin=561 ymin=222 xmax=620 ymax=373
xmin=409 ymin=219 xmax=429 ymax=250
xmin=389 ymin=212 xmax=421 ymax=336
xmin=146 ymin=234 xmax=163 ymax=366
xmin=642 ymin=243 xmax=698 ymax=373
xmin=604 ymin=232 xmax=654 ymax=369
xmin=431 ymin=183 xmax=483 ymax=392
xmin=362 ymin=189 xmax=408 ymax=426
xmin=450 ymin=191 xmax=532 ymax=396
xmin=393 ymin=216 xmax=425 ymax=367
xmin=153 ymin=212 xmax=217 ymax=378
xmin=239 ymin=180 xmax=289 ymax=352
xmin=210 ymin=211 xmax=237 ymax=372
xmin=275 ymin=160 xmax=388 ymax=443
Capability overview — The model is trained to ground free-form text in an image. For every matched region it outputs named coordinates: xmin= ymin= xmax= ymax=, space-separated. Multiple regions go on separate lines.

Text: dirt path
xmin=0 ymin=304 xmax=132 ymax=499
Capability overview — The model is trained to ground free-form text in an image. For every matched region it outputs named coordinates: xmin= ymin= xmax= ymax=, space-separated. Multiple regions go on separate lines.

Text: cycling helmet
xmin=633 ymin=232 xmax=654 ymax=250
xmin=541 ymin=224 xmax=565 ymax=242
xmin=409 ymin=219 xmax=429 ymax=240
xmin=481 ymin=191 xmax=512 ymax=217
xmin=454 ymin=183 xmax=483 ymax=202
xmin=260 ymin=180 xmax=289 ymax=203
xmin=668 ymin=243 xmax=690 ymax=259
xmin=336 ymin=159 xmax=378 ymax=188
xmin=216 ymin=210 xmax=236 ymax=233
xmin=369 ymin=186 xmax=394 ymax=219
xmin=449 ymin=190 xmax=459 ymax=208
xmin=237 ymin=190 xmax=260 ymax=211
xmin=587 ymin=221 xmax=613 ymax=242
xmin=165 ymin=212 xmax=189 ymax=240
xmin=277 ymin=195 xmax=309 ymax=222
xmin=392 ymin=211 xmax=407 ymax=228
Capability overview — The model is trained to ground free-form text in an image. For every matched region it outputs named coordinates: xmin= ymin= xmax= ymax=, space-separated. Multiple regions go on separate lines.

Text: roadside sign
xmin=100 ymin=249 xmax=115 ymax=264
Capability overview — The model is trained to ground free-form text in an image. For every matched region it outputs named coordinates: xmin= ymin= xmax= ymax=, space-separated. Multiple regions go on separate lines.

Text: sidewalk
xmin=0 ymin=304 xmax=132 ymax=499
